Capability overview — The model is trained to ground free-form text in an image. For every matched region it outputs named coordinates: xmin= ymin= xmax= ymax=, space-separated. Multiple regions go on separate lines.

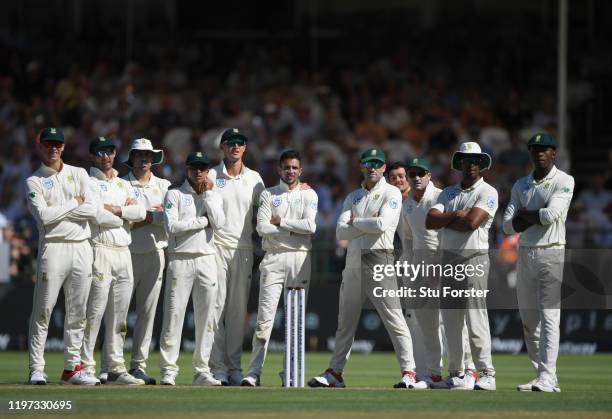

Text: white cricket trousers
xmin=441 ymin=253 xmax=494 ymax=375
xmin=517 ymin=246 xmax=564 ymax=385
xmin=29 ymin=240 xmax=93 ymax=372
xmin=130 ymin=249 xmax=165 ymax=371
xmin=330 ymin=252 xmax=415 ymax=373
xmin=159 ymin=253 xmax=218 ymax=375
xmin=81 ymin=245 xmax=133 ymax=374
xmin=247 ymin=251 xmax=310 ymax=378
xmin=210 ymin=245 xmax=253 ymax=375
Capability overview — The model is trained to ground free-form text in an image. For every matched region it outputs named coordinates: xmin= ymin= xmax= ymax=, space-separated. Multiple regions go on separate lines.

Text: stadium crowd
xmin=0 ymin=38 xmax=611 ymax=284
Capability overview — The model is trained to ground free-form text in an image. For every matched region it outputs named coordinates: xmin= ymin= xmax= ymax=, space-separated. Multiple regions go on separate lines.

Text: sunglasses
xmin=408 ymin=170 xmax=427 ymax=178
xmin=461 ymin=157 xmax=482 ymax=166
xmin=361 ymin=160 xmax=384 ymax=169
xmin=187 ymin=165 xmax=209 ymax=172
xmin=225 ymin=140 xmax=246 ymax=147
xmin=94 ymin=148 xmax=115 ymax=157
xmin=42 ymin=141 xmax=63 ymax=149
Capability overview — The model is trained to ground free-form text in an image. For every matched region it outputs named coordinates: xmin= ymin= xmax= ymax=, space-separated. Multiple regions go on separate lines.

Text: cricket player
xmin=81 ymin=137 xmax=146 ymax=385
xmin=241 ymin=150 xmax=318 ymax=387
xmin=309 ymin=148 xmax=418 ymax=389
xmin=208 ymin=128 xmax=265 ymax=385
xmin=25 ymin=128 xmax=99 ymax=385
xmin=391 ymin=158 xmax=476 ymax=388
xmin=426 ymin=142 xmax=498 ymax=391
xmin=120 ymin=138 xmax=171 ymax=385
xmin=502 ymin=133 xmax=574 ymax=392
xmin=159 ymin=152 xmax=226 ymax=386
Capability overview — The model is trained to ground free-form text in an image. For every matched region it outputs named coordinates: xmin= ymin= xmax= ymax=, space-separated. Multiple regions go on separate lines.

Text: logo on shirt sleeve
xmin=561 ymin=186 xmax=572 ymax=193
xmin=216 ymin=178 xmax=226 ymax=188
xmin=28 ymin=192 xmax=36 ymax=199
xmin=99 ymin=182 xmax=108 ymax=192
xmin=310 ymin=201 xmax=318 ymax=210
xmin=446 ymin=189 xmax=458 ymax=200
xmin=183 ymin=196 xmax=194 ymax=206
xmin=272 ymin=196 xmax=282 ymax=207
xmin=389 ymin=198 xmax=399 ymax=209
xmin=352 ymin=193 xmax=364 ymax=205
xmin=486 ymin=196 xmax=496 ymax=210
xmin=165 ymin=202 xmax=173 ymax=209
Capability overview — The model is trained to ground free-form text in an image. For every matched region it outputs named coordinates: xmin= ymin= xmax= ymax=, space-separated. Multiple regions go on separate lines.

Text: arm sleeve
xmin=67 ymin=170 xmax=98 ymax=220
xmin=352 ymin=191 xmax=402 ymax=233
xmin=256 ymin=190 xmax=287 ymax=237
xmin=431 ymin=191 xmax=447 ymax=213
xmin=539 ymin=176 xmax=575 ymax=225
xmin=152 ymin=179 xmax=172 ymax=225
xmin=203 ymin=190 xmax=226 ymax=229
xmin=164 ymin=191 xmax=208 ymax=234
xmin=336 ymin=194 xmax=364 ymax=241
xmin=280 ymin=190 xmax=318 ymax=234
xmin=121 ymin=204 xmax=146 ymax=222
xmin=473 ymin=187 xmax=499 ymax=218
xmin=25 ymin=178 xmax=78 ymax=226
xmin=502 ymin=183 xmax=521 ymax=235
xmin=252 ymin=175 xmax=265 ymax=208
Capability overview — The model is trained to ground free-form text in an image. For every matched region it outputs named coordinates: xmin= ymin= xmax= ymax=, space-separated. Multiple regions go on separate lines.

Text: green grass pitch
xmin=1 ymin=352 xmax=611 ymax=418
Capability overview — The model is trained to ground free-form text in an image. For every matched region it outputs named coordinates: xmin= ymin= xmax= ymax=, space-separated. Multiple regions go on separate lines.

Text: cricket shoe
xmin=28 ymin=370 xmax=47 ymax=385
xmin=474 ymin=370 xmax=496 ymax=391
xmin=193 ymin=372 xmax=222 ymax=386
xmin=107 ymin=372 xmax=145 ymax=385
xmin=241 ymin=375 xmax=260 ymax=387
xmin=213 ymin=371 xmax=230 ymax=386
xmin=129 ymin=368 xmax=156 ymax=385
xmin=60 ymin=364 xmax=100 ymax=385
xmin=228 ymin=370 xmax=244 ymax=386
xmin=393 ymin=370 xmax=424 ymax=389
xmin=308 ymin=368 xmax=346 ymax=388
xmin=531 ymin=378 xmax=561 ymax=393
xmin=98 ymin=372 xmax=108 ymax=384
xmin=160 ymin=371 xmax=177 ymax=386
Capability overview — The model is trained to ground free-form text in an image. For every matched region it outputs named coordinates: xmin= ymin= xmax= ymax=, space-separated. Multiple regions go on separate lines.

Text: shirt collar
xmin=128 ymin=171 xmax=155 ymax=187
xmin=361 ymin=176 xmax=387 ymax=193
xmin=219 ymin=161 xmax=247 ymax=179
xmin=529 ymin=165 xmax=558 ymax=184
xmin=279 ymin=179 xmax=300 ymax=193
xmin=90 ymin=166 xmax=118 ymax=181
xmin=459 ymin=176 xmax=484 ymax=193
xmin=38 ymin=161 xmax=64 ymax=176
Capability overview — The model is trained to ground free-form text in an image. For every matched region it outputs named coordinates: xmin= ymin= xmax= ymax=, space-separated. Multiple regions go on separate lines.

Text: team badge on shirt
xmin=486 ymin=196 xmax=496 ymax=210
xmin=272 ymin=196 xmax=282 ymax=207
xmin=216 ymin=178 xmax=226 ymax=188
xmin=389 ymin=198 xmax=399 ymax=209
xmin=42 ymin=179 xmax=54 ymax=190
xmin=183 ymin=196 xmax=194 ymax=206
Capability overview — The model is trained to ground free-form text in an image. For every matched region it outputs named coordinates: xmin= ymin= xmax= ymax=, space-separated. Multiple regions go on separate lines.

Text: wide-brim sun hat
xmin=451 ymin=141 xmax=492 ymax=171
xmin=123 ymin=138 xmax=164 ymax=167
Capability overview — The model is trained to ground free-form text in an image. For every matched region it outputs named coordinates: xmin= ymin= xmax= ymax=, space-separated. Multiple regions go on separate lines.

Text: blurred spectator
xmin=579 ymin=174 xmax=612 ymax=228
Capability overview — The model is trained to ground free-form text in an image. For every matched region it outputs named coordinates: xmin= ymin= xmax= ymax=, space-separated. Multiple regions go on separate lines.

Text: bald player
xmin=503 ymin=133 xmax=574 ymax=392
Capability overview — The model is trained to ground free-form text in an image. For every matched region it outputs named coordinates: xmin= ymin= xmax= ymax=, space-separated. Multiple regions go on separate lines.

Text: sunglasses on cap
xmin=94 ymin=148 xmax=115 ymax=157
xmin=361 ymin=160 xmax=385 ymax=169
xmin=408 ymin=170 xmax=427 ymax=178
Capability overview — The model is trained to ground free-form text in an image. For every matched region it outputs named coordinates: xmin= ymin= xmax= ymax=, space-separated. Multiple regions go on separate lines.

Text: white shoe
xmin=393 ymin=371 xmax=421 ymax=389
xmin=475 ymin=372 xmax=496 ymax=391
xmin=241 ymin=375 xmax=260 ymax=387
xmin=213 ymin=372 xmax=229 ymax=386
xmin=517 ymin=379 xmax=536 ymax=391
xmin=60 ymin=365 xmax=100 ymax=385
xmin=160 ymin=371 xmax=177 ymax=386
xmin=99 ymin=372 xmax=108 ymax=384
xmin=228 ymin=370 xmax=244 ymax=386
xmin=463 ymin=370 xmax=477 ymax=390
xmin=107 ymin=372 xmax=145 ymax=385
xmin=29 ymin=370 xmax=47 ymax=385
xmin=308 ymin=368 xmax=346 ymax=388
xmin=129 ymin=368 xmax=156 ymax=385
xmin=532 ymin=378 xmax=561 ymax=393
xmin=193 ymin=372 xmax=222 ymax=386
